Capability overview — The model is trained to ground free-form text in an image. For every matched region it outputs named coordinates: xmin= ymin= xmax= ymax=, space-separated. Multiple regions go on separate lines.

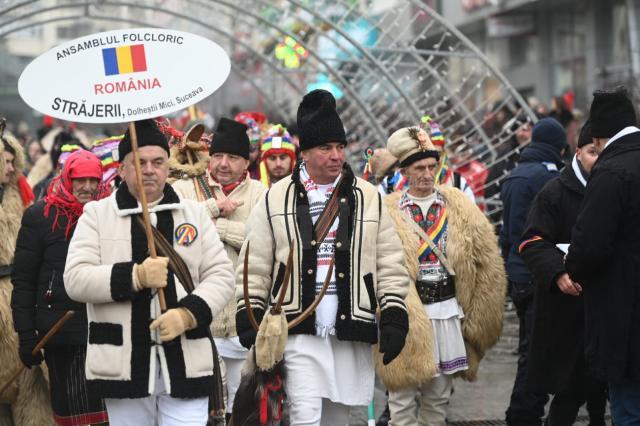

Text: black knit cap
xmin=577 ymin=120 xmax=592 ymax=148
xmin=590 ymin=86 xmax=637 ymax=138
xmin=209 ymin=117 xmax=250 ymax=159
xmin=118 ymin=119 xmax=169 ymax=161
xmin=296 ymin=89 xmax=347 ymax=151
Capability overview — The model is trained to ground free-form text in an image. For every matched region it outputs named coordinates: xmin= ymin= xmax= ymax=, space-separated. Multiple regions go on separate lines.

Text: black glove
xmin=236 ymin=307 xmax=264 ymax=350
xmin=238 ymin=328 xmax=258 ymax=350
xmin=18 ymin=333 xmax=43 ymax=368
xmin=379 ymin=307 xmax=409 ymax=365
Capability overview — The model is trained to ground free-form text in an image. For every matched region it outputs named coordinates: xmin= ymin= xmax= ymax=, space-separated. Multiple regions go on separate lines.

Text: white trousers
xmin=288 ymin=397 xmax=351 ymax=426
xmin=104 ymin=367 xmax=208 ymax=426
xmin=222 ymin=356 xmax=243 ymax=414
xmin=388 ymin=374 xmax=453 ymax=426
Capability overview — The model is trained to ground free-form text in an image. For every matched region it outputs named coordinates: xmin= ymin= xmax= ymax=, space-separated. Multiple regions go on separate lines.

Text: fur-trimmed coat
xmin=236 ymin=162 xmax=409 ymax=344
xmin=63 ymin=183 xmax=235 ymax=399
xmin=0 ymin=134 xmax=54 ymax=425
xmin=378 ymin=187 xmax=506 ymax=384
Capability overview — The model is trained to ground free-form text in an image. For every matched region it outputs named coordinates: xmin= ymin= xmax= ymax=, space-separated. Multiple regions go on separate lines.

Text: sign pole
xmin=129 ymin=121 xmax=167 ymax=313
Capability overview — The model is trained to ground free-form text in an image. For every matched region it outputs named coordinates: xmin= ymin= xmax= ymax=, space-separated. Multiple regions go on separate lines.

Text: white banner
xmin=18 ymin=28 xmax=230 ymax=123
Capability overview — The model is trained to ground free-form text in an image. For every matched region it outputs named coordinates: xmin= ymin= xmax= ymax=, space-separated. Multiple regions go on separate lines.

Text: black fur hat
xmin=209 ymin=117 xmax=250 ymax=159
xmin=118 ymin=119 xmax=169 ymax=161
xmin=296 ymin=89 xmax=347 ymax=151
xmin=577 ymin=120 xmax=592 ymax=148
xmin=590 ymin=86 xmax=637 ymax=138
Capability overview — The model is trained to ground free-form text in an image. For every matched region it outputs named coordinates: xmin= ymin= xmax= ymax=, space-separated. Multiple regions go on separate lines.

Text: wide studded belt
xmin=415 ymin=276 xmax=456 ymax=305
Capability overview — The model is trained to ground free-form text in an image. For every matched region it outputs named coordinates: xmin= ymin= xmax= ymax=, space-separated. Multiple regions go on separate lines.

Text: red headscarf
xmin=44 ymin=150 xmax=108 ymax=238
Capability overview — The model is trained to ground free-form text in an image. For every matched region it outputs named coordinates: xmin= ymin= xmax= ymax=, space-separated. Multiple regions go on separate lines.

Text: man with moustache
xmin=380 ymin=126 xmax=505 ymax=425
xmin=237 ymin=89 xmax=410 ymax=424
xmin=12 ymin=150 xmax=109 ymax=425
xmin=63 ymin=120 xmax=235 ymax=425
xmin=172 ymin=117 xmax=265 ymax=419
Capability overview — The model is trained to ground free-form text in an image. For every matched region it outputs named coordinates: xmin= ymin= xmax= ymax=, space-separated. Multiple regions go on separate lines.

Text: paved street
xmin=0 ymin=304 xmax=610 ymax=425
xmin=350 ymin=305 xmax=612 ymax=425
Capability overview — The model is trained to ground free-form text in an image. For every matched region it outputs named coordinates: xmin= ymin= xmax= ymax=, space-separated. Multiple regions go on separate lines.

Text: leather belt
xmin=0 ymin=264 xmax=12 ymax=279
xmin=415 ymin=276 xmax=456 ymax=305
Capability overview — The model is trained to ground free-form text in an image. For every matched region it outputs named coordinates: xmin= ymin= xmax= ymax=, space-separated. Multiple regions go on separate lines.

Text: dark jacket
xmin=11 ymin=200 xmax=87 ymax=345
xmin=520 ymin=166 xmax=586 ymax=393
xmin=499 ymin=143 xmax=563 ymax=283
xmin=566 ymin=130 xmax=640 ymax=384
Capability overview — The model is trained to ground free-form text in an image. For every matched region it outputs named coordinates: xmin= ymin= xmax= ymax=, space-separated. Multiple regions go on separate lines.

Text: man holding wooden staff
xmin=64 ymin=119 xmax=235 ymax=425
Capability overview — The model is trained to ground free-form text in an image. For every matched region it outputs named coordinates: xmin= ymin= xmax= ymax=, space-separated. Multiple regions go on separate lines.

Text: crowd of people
xmin=0 ymin=85 xmax=637 ymax=426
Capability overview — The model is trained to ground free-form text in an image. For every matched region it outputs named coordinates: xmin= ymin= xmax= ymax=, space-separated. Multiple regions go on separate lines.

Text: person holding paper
xmin=519 ymin=121 xmax=607 ymax=425
xmin=64 ymin=120 xmax=235 ymax=426
xmin=566 ymin=87 xmax=640 ymax=425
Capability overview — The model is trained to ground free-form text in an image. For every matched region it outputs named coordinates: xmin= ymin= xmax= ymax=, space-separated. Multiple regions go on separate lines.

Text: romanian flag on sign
xmin=102 ymin=44 xmax=147 ymax=76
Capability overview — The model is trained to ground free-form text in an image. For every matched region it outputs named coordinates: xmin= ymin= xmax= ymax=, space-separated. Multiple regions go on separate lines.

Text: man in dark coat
xmin=566 ymin=87 xmax=640 ymax=424
xmin=501 ymin=117 xmax=567 ymax=425
xmin=519 ymin=121 xmax=607 ymax=425
xmin=11 ymin=150 xmax=109 ymax=425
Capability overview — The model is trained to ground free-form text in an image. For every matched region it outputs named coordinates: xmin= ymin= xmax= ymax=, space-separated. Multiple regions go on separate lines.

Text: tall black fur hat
xmin=118 ymin=119 xmax=169 ymax=161
xmin=296 ymin=89 xmax=347 ymax=151
xmin=590 ymin=86 xmax=637 ymax=138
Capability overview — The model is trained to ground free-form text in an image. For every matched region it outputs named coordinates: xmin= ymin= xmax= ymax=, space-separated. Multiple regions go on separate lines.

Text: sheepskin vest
xmin=382 ymin=187 xmax=506 ymax=382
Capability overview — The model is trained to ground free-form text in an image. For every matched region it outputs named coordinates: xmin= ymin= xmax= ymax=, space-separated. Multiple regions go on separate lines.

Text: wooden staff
xmin=128 ymin=122 xmax=167 ymax=312
xmin=0 ymin=310 xmax=75 ymax=396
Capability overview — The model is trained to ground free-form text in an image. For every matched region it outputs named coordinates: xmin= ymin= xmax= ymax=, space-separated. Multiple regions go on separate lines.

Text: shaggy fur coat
xmin=0 ymin=134 xmax=54 ymax=425
xmin=375 ymin=187 xmax=506 ymax=388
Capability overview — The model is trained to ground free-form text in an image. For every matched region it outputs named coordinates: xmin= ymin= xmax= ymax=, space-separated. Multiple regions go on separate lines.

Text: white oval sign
xmin=18 ymin=28 xmax=231 ymax=123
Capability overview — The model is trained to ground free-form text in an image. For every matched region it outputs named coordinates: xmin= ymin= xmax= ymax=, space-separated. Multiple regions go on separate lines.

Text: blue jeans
xmin=610 ymin=382 xmax=640 ymax=425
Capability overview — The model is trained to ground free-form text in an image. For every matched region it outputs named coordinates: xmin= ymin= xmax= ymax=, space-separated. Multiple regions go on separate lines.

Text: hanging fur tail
xmin=232 ymin=347 xmax=286 ymax=426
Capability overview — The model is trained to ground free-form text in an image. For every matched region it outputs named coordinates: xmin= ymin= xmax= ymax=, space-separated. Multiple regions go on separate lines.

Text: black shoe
xmin=376 ymin=404 xmax=390 ymax=426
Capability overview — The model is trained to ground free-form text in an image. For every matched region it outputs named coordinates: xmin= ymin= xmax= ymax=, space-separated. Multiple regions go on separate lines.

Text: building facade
xmin=436 ymin=0 xmax=640 ymax=112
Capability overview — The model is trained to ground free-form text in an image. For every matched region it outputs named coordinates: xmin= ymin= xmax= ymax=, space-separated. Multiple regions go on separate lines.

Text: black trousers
xmin=505 ymin=281 xmax=549 ymax=426
xmin=545 ymin=354 xmax=607 ymax=426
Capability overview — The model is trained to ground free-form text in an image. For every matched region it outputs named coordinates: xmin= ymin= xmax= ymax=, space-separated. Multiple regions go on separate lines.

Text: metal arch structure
xmin=0 ymin=0 xmax=538 ymax=222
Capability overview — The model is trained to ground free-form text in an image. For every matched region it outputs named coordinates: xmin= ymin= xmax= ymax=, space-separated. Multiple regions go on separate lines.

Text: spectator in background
xmin=501 ymin=117 xmax=568 ymax=426
xmin=549 ymin=94 xmax=577 ymax=164
xmin=23 ymin=139 xmax=45 ymax=174
xmin=367 ymin=148 xmax=401 ymax=195
xmin=27 ymin=129 xmax=81 ymax=198
xmin=485 ymin=114 xmax=533 ymax=225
